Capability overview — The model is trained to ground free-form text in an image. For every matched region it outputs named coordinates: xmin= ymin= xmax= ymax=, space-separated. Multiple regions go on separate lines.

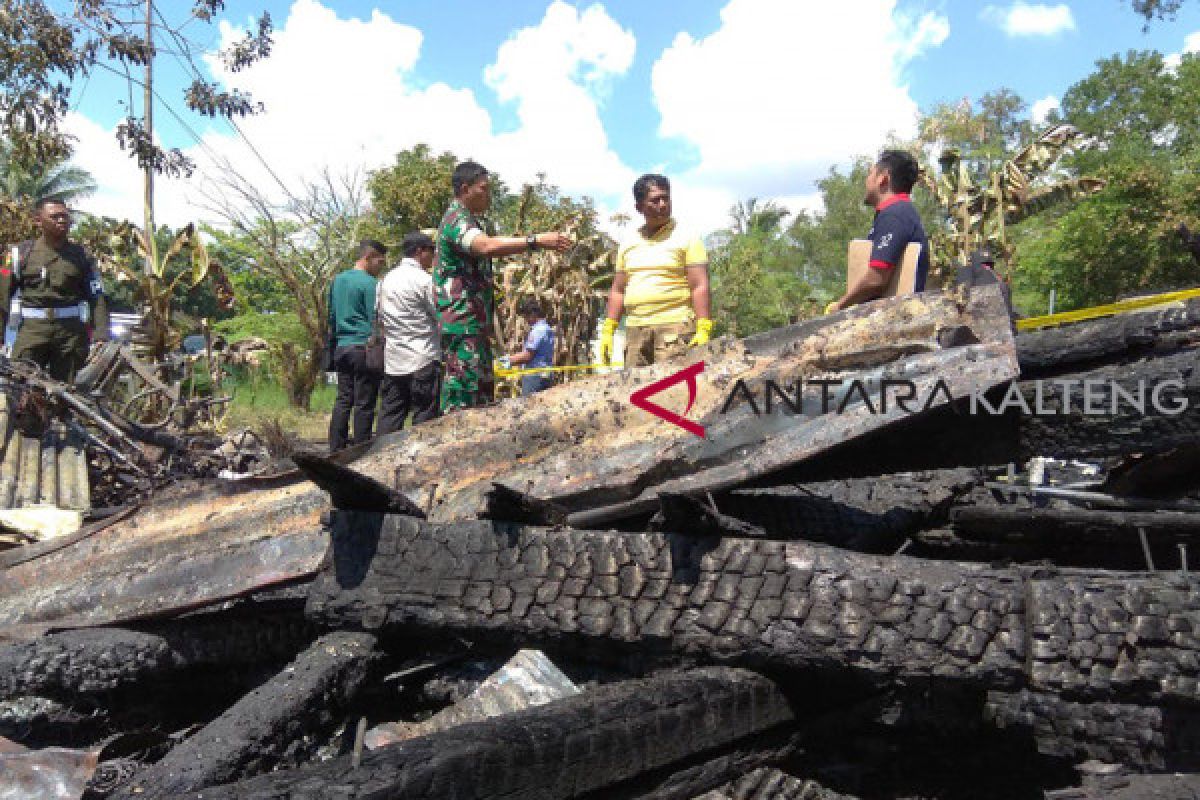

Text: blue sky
xmin=62 ymin=0 xmax=1200 ymax=235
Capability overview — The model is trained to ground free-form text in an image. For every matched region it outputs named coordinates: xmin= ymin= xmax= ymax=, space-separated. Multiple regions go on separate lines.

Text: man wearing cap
xmin=1 ymin=198 xmax=109 ymax=383
xmin=956 ymin=247 xmax=1016 ymax=322
xmin=434 ymin=160 xmax=571 ymax=412
xmin=599 ymin=174 xmax=712 ymax=368
xmin=826 ymin=150 xmax=930 ymax=313
xmin=377 ymin=232 xmax=441 ymax=434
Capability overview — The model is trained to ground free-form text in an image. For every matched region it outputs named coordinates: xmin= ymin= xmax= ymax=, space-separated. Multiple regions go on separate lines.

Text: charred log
xmin=693 ymin=767 xmax=862 ymax=800
xmin=608 ymin=729 xmax=800 ymax=800
xmin=1017 ymin=298 xmax=1200 ymax=378
xmin=115 ymin=632 xmax=379 ymax=799
xmin=986 ymin=689 xmax=1200 ymax=772
xmin=1045 ymin=770 xmax=1200 ymax=799
xmin=711 ymin=469 xmax=983 ymax=550
xmin=946 ymin=504 xmax=1200 ymax=569
xmin=0 ymin=612 xmax=315 ymax=701
xmin=186 ymin=668 xmax=794 ymax=800
xmin=308 ymin=513 xmax=1200 ymax=708
xmin=775 ymin=349 xmax=1200 ymax=483
xmin=653 ymin=492 xmax=768 ymax=539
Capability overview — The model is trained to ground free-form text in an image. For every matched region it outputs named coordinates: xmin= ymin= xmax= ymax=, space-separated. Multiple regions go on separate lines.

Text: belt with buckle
xmin=21 ymin=305 xmax=83 ymax=320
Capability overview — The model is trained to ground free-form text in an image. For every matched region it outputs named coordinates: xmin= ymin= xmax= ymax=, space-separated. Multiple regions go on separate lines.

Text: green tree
xmin=199 ymin=168 xmax=369 ymax=409
xmin=1014 ymin=50 xmax=1200 ymax=311
xmin=787 ymin=162 xmax=875 ymax=300
xmin=364 ymin=144 xmax=458 ymax=246
xmin=918 ymin=89 xmax=1034 ymax=182
xmin=729 ymin=198 xmax=789 ymax=236
xmin=0 ymin=139 xmax=96 ymax=204
xmin=0 ymin=1 xmax=271 ymax=172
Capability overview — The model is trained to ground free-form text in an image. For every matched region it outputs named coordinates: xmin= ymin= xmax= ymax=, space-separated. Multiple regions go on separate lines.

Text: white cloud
xmin=65 ymin=0 xmax=638 ymax=230
xmin=1165 ymin=30 xmax=1200 ymax=70
xmin=1031 ymin=94 xmax=1060 ymax=125
xmin=648 ymin=0 xmax=949 ymax=234
xmin=482 ymin=2 xmax=637 ymax=200
xmin=982 ymin=3 xmax=1075 ymax=37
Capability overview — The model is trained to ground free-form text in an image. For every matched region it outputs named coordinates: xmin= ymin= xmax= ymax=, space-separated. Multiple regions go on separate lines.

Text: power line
xmin=150 ymin=4 xmax=297 ymax=202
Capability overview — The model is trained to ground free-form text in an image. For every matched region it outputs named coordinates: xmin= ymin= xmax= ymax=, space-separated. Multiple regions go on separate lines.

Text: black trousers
xmin=379 ymin=361 xmax=441 ymax=435
xmin=329 ymin=345 xmax=380 ymax=452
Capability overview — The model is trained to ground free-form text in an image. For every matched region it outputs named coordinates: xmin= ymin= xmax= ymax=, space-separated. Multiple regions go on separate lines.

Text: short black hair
xmin=402 ymin=231 xmax=435 ymax=257
xmin=633 ymin=173 xmax=670 ymax=205
xmin=34 ymin=197 xmax=68 ymax=213
xmin=875 ymin=150 xmax=920 ymax=194
xmin=452 ymin=161 xmax=489 ymax=195
xmin=517 ymin=297 xmax=544 ymax=318
xmin=357 ymin=239 xmax=387 ymax=260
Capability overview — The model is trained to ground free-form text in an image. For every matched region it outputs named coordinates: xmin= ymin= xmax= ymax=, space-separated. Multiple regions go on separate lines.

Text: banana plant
xmin=104 ymin=221 xmax=235 ymax=361
xmin=492 ymin=185 xmax=616 ymax=385
xmin=923 ymin=123 xmax=1105 ymax=281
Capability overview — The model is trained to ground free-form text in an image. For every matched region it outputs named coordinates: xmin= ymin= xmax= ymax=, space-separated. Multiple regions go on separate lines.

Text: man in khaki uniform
xmin=599 ymin=174 xmax=712 ymax=368
xmin=1 ymin=199 xmax=109 ymax=382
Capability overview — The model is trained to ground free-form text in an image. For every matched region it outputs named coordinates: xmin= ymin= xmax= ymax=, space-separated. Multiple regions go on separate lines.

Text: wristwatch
xmin=526 ymin=234 xmax=538 ymax=251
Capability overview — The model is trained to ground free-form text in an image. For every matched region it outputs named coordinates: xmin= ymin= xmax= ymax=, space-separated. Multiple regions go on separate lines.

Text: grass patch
xmin=220 ymin=368 xmax=336 ymax=443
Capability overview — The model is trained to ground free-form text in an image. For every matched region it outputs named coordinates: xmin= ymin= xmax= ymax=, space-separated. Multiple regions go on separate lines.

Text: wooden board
xmin=847 ymin=239 xmax=922 ymax=297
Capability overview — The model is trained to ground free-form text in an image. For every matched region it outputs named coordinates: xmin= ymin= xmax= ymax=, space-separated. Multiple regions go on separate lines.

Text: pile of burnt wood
xmin=4 ymin=286 xmax=1200 ymax=799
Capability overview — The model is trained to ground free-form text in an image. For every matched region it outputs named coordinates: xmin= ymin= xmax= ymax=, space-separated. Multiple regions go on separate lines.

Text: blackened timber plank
xmin=306 ymin=513 xmax=1200 ymax=707
xmin=0 ymin=613 xmax=314 ymax=701
xmin=986 ymin=689 xmax=1200 ymax=772
xmin=115 ymin=632 xmax=378 ymax=799
xmin=692 ymin=767 xmax=862 ymax=800
xmin=715 ymin=469 xmax=982 ymax=550
xmin=188 ymin=668 xmax=794 ymax=800
xmin=1045 ymin=772 xmax=1200 ymax=799
xmin=770 ymin=349 xmax=1200 ymax=483
xmin=1017 ymin=298 xmax=1200 ymax=378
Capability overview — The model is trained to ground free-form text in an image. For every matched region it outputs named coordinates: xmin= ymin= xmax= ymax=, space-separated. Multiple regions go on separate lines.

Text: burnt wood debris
xmin=4 ymin=287 xmax=1200 ymax=798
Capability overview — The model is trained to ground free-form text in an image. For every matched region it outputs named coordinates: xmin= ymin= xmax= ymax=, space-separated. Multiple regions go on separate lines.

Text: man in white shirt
xmin=377 ymin=232 xmax=441 ymax=434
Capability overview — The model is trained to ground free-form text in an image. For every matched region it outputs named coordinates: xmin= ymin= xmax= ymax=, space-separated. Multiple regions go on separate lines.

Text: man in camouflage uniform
xmin=1 ymin=198 xmax=108 ymax=383
xmin=434 ymin=161 xmax=571 ymax=412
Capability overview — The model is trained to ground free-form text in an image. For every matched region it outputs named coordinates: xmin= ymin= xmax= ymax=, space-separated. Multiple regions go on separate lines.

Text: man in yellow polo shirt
xmin=599 ymin=174 xmax=712 ymax=368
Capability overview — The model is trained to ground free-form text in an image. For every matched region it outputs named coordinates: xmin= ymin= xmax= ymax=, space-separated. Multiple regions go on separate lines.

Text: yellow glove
xmin=599 ymin=317 xmax=619 ymax=364
xmin=689 ymin=317 xmax=713 ymax=347
xmin=824 ymin=300 xmax=840 ymax=315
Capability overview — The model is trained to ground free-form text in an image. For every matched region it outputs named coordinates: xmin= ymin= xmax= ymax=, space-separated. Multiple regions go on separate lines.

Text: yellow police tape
xmin=1015 ymin=286 xmax=1200 ymax=332
xmin=494 ymin=362 xmax=623 ymax=378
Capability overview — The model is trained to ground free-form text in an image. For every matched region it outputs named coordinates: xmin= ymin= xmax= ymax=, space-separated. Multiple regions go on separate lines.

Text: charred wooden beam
xmin=186 ymin=668 xmax=794 ymax=800
xmin=612 ymin=730 xmax=800 ymax=800
xmin=1045 ymin=771 xmax=1200 ymax=799
xmin=654 ymin=492 xmax=767 ymax=539
xmin=711 ymin=469 xmax=983 ymax=550
xmin=307 ymin=513 xmax=1200 ymax=708
xmin=694 ymin=767 xmax=862 ymax=800
xmin=1017 ymin=298 xmax=1200 ymax=378
xmin=0 ymin=612 xmax=315 ymax=701
xmin=986 ymin=689 xmax=1200 ymax=772
xmin=115 ymin=632 xmax=378 ymax=799
xmin=773 ymin=349 xmax=1200 ymax=483
xmin=948 ymin=504 xmax=1200 ymax=566
xmin=0 ymin=479 xmax=330 ymax=636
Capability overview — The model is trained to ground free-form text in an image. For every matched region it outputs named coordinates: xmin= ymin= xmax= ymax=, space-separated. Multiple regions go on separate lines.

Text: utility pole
xmin=143 ymin=0 xmax=156 ymax=276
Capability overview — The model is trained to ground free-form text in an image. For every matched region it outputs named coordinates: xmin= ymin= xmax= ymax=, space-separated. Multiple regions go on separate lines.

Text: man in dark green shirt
xmin=327 ymin=239 xmax=386 ymax=452
xmin=1 ymin=198 xmax=109 ymax=383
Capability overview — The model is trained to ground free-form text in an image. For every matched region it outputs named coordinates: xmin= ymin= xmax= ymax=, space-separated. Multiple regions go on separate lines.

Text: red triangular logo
xmin=630 ymin=360 xmax=706 ymax=438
